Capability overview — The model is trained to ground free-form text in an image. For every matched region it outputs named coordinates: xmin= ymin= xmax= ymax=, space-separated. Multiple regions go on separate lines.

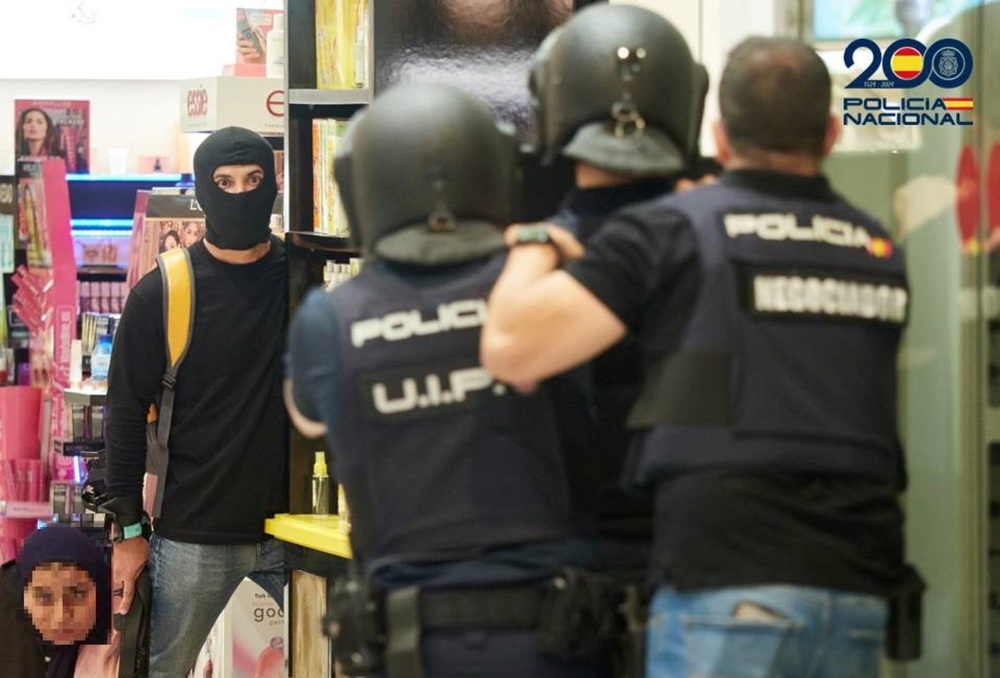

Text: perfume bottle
xmin=266 ymin=12 xmax=285 ymax=80
xmin=311 ymin=451 xmax=329 ymax=515
xmin=89 ymin=334 xmax=113 ymax=382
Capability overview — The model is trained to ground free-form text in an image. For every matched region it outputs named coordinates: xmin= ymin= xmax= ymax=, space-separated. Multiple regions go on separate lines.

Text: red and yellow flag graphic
xmin=941 ymin=97 xmax=974 ymax=111
xmin=890 ymin=46 xmax=923 ymax=80
xmin=868 ymin=238 xmax=894 ymax=259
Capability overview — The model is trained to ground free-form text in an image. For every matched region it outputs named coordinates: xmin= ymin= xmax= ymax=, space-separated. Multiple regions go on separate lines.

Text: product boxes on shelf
xmin=316 ymin=0 xmax=369 ymax=90
xmin=0 ymin=384 xmax=45 ymax=560
xmin=0 ymin=176 xmax=14 ymax=275
xmin=126 ymin=191 xmax=206 ymax=287
xmin=125 ymin=191 xmax=150 ymax=290
xmin=0 ymin=386 xmax=42 ymax=461
xmin=311 ymin=119 xmax=351 ymax=237
xmin=180 ymin=77 xmax=284 ymax=136
xmin=13 ymin=159 xmax=78 ymax=467
xmin=17 ymin=159 xmax=75 ymax=269
xmin=74 ymin=235 xmax=131 ymax=270
xmin=190 ymin=578 xmax=286 ymax=678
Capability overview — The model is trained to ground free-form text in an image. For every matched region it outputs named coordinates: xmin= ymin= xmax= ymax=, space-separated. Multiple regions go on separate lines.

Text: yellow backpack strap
xmin=147 ymin=247 xmax=194 ymax=518
xmin=158 ymin=247 xmax=195 ymax=373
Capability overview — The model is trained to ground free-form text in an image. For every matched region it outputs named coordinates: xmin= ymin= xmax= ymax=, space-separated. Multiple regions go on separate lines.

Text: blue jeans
xmin=147 ymin=535 xmax=285 ymax=678
xmin=646 ymin=585 xmax=886 ymax=678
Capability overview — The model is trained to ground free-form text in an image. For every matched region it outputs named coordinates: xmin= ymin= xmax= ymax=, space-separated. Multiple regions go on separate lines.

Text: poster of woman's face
xmin=14 ymin=99 xmax=90 ymax=173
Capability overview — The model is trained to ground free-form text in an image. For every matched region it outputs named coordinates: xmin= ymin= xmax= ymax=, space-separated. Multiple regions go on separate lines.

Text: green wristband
xmin=121 ymin=522 xmax=144 ymax=540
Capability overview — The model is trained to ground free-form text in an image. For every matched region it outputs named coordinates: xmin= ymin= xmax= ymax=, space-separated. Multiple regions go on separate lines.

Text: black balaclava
xmin=193 ymin=126 xmax=278 ymax=250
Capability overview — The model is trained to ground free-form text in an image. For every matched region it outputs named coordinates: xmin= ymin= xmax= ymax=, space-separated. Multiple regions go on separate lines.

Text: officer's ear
xmin=822 ymin=114 xmax=841 ymax=158
xmin=711 ymin=121 xmax=732 ymax=168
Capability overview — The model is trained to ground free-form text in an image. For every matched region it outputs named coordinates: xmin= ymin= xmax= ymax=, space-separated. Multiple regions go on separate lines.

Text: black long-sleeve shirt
xmin=105 ymin=238 xmax=289 ymax=544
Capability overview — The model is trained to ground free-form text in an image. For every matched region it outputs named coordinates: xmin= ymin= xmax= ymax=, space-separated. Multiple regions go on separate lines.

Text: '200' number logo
xmin=844 ymin=38 xmax=973 ymax=89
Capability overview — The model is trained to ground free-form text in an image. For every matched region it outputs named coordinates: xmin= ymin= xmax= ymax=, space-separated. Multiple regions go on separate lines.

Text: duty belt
xmin=401 ymin=584 xmax=545 ymax=630
xmin=382 ymin=584 xmax=545 ymax=678
xmin=329 ymin=572 xmax=619 ymax=678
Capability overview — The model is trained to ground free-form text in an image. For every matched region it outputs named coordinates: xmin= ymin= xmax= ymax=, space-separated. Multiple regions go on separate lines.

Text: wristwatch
xmin=511 ymin=226 xmax=563 ymax=263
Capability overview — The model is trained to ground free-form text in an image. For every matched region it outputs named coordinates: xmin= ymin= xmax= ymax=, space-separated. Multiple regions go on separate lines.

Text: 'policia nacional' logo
xmin=936 ymin=48 xmax=961 ymax=79
xmin=349 ymin=301 xmax=508 ymax=421
xmin=844 ymin=38 xmax=973 ymax=89
xmin=360 ymin=363 xmax=507 ymax=421
xmin=841 ymin=37 xmax=974 ymax=127
xmin=724 ymin=213 xmax=894 ymax=259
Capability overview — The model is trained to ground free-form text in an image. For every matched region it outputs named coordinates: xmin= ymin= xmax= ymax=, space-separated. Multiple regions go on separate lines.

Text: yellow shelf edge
xmin=265 ymin=513 xmax=353 ymax=559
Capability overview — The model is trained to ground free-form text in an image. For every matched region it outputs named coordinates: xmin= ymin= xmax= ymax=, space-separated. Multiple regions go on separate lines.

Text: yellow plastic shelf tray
xmin=264 ymin=513 xmax=352 ymax=559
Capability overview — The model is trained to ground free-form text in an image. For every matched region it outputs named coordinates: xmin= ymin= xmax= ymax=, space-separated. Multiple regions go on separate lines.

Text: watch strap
xmin=121 ymin=522 xmax=144 ymax=540
xmin=112 ymin=515 xmax=151 ymax=543
xmin=511 ymin=226 xmax=563 ymax=264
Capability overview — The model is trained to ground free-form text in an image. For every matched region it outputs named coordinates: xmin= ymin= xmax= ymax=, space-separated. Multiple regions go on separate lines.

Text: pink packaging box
xmin=0 ymin=386 xmax=42 ymax=461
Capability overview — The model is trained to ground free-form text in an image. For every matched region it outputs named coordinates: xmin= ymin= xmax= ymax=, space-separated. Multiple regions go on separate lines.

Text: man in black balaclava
xmin=195 ymin=126 xmax=279 ymax=251
xmin=105 ymin=126 xmax=289 ymax=678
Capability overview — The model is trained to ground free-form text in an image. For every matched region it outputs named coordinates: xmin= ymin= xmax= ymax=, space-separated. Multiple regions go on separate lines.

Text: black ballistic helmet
xmin=335 ymin=83 xmax=519 ymax=265
xmin=530 ymin=4 xmax=696 ymax=176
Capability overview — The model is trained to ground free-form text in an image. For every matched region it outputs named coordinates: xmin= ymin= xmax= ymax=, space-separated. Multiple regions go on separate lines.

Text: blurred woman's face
xmin=22 ymin=111 xmax=49 ymax=141
xmin=24 ymin=563 xmax=98 ymax=645
xmin=183 ymin=222 xmax=203 ymax=246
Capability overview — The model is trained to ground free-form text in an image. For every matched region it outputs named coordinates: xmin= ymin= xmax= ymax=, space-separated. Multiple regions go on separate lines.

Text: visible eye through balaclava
xmin=194 ymin=126 xmax=278 ymax=250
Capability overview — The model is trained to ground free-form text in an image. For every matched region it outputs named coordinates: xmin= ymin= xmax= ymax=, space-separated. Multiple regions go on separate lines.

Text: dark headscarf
xmin=18 ymin=526 xmax=112 ymax=678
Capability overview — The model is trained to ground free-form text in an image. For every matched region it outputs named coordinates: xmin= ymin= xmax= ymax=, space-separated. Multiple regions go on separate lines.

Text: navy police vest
xmin=627 ymin=174 xmax=908 ymax=489
xmin=325 ymin=255 xmax=576 ymax=563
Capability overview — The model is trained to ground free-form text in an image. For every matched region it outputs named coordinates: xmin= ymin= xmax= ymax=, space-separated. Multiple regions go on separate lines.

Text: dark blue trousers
xmin=413 ymin=629 xmax=609 ymax=678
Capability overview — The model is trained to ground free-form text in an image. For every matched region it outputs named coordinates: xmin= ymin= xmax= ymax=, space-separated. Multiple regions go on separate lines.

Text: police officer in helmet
xmin=531 ymin=3 xmax=701 ymax=185
xmin=483 ymin=36 xmax=918 ymax=677
xmin=285 ymin=83 xmax=612 ymax=678
xmin=527 ymin=5 xmax=704 ymax=673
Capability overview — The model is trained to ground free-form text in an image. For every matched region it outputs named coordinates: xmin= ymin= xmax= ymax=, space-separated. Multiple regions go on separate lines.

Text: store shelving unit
xmin=281 ymin=16 xmax=368 ymax=678
xmin=283 ymin=0 xmax=372 ymax=522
